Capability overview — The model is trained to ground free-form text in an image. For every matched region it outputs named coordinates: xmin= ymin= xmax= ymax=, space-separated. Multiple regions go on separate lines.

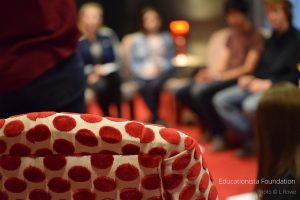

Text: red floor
xmin=87 ymin=93 xmax=257 ymax=200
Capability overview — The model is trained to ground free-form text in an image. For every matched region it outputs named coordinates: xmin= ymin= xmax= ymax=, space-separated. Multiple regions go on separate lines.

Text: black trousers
xmin=89 ymin=71 xmax=122 ymax=117
xmin=0 ymin=52 xmax=86 ymax=118
xmin=176 ymin=80 xmax=236 ymax=136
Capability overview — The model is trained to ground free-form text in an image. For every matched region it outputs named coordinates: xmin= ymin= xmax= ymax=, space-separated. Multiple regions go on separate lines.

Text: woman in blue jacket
xmin=131 ymin=7 xmax=175 ymax=124
xmin=78 ymin=3 xmax=122 ymax=117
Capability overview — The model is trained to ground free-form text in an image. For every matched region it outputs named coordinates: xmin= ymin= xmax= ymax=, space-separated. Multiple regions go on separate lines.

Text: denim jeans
xmin=0 ymin=51 xmax=85 ymax=118
xmin=213 ymin=85 xmax=263 ymax=148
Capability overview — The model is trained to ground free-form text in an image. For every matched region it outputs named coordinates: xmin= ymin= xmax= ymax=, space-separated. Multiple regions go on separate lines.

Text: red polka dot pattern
xmin=99 ymin=150 xmax=119 ymax=155
xmin=9 ymin=143 xmax=31 ymax=156
xmin=0 ymin=192 xmax=8 ymax=200
xmin=187 ymin=162 xmax=202 ymax=181
xmin=141 ymin=174 xmax=161 ymax=190
xmin=93 ymin=176 xmax=116 ymax=192
xmin=53 ymin=115 xmax=76 ymax=131
xmin=99 ymin=126 xmax=122 ymax=144
xmin=122 ymin=144 xmax=140 ymax=155
xmin=43 ymin=155 xmax=66 ymax=171
xmin=76 ymin=129 xmax=98 ymax=147
xmin=159 ymin=128 xmax=181 ymax=145
xmin=1 ymin=156 xmax=21 ymax=170
xmin=140 ymin=128 xmax=155 ymax=143
xmin=163 ymin=174 xmax=183 ymax=190
xmin=106 ymin=117 xmax=127 ymax=122
xmin=202 ymin=157 xmax=208 ymax=170
xmin=148 ymin=147 xmax=167 ymax=157
xmin=169 ymin=150 xmax=179 ymax=157
xmin=172 ymin=154 xmax=191 ymax=171
xmin=73 ymin=189 xmax=96 ymax=200
xmin=199 ymin=173 xmax=210 ymax=193
xmin=184 ymin=137 xmax=196 ymax=150
xmin=125 ymin=122 xmax=143 ymax=138
xmin=120 ymin=188 xmax=143 ymax=200
xmin=179 ymin=184 xmax=196 ymax=200
xmin=35 ymin=148 xmax=53 ymax=156
xmin=195 ymin=144 xmax=202 ymax=159
xmin=4 ymin=178 xmax=27 ymax=193
xmin=53 ymin=139 xmax=75 ymax=154
xmin=27 ymin=112 xmax=55 ymax=121
xmin=91 ymin=154 xmax=114 ymax=169
xmin=147 ymin=197 xmax=162 ymax=200
xmin=4 ymin=120 xmax=24 ymax=137
xmin=68 ymin=166 xmax=91 ymax=182
xmin=0 ymin=112 xmax=217 ymax=199
xmin=80 ymin=114 xmax=103 ymax=123
xmin=26 ymin=124 xmax=51 ymax=143
xmin=0 ymin=119 xmax=5 ymax=129
xmin=0 ymin=139 xmax=7 ymax=154
xmin=116 ymin=164 xmax=140 ymax=181
xmin=138 ymin=154 xmax=161 ymax=168
xmin=208 ymin=185 xmax=218 ymax=200
xmin=196 ymin=195 xmax=206 ymax=200
xmin=23 ymin=166 xmax=46 ymax=182
xmin=29 ymin=189 xmax=51 ymax=200
xmin=164 ymin=192 xmax=173 ymax=200
xmin=48 ymin=177 xmax=70 ymax=193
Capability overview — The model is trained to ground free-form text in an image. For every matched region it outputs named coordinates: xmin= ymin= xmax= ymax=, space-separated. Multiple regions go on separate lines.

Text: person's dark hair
xmin=255 ymin=82 xmax=300 ymax=199
xmin=265 ymin=0 xmax=293 ymax=24
xmin=224 ymin=0 xmax=249 ymax=16
xmin=139 ymin=6 xmax=161 ymax=32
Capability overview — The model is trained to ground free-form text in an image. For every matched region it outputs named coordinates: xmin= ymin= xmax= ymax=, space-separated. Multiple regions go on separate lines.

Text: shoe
xmin=235 ymin=147 xmax=253 ymax=158
xmin=210 ymin=136 xmax=226 ymax=152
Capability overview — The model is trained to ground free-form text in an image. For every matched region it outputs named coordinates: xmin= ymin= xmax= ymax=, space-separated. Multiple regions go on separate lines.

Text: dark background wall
xmin=76 ymin=0 xmax=180 ymax=38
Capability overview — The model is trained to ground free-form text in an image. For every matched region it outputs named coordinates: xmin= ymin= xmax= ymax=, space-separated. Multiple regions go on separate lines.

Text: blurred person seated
xmin=255 ymin=83 xmax=300 ymax=200
xmin=118 ymin=33 xmax=141 ymax=120
xmin=130 ymin=7 xmax=175 ymax=124
xmin=78 ymin=3 xmax=122 ymax=117
xmin=214 ymin=0 xmax=300 ymax=157
xmin=0 ymin=1 xmax=85 ymax=118
xmin=176 ymin=0 xmax=263 ymax=151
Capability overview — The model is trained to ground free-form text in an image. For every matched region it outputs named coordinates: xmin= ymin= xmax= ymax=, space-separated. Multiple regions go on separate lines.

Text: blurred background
xmin=76 ymin=0 xmax=300 ymax=63
xmin=74 ymin=1 xmax=300 ymax=199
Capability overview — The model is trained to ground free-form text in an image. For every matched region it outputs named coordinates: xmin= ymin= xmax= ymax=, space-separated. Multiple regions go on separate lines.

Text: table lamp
xmin=169 ymin=20 xmax=190 ymax=55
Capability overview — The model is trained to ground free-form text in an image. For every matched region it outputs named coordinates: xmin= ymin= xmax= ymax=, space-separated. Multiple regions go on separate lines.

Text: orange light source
xmin=169 ymin=20 xmax=190 ymax=36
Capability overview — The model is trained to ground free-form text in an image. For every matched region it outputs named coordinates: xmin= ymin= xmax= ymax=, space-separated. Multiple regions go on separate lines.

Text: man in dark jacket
xmin=213 ymin=0 xmax=300 ymax=157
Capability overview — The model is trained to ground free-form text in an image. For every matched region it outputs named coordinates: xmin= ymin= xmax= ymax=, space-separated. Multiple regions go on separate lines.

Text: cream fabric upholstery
xmin=0 ymin=112 xmax=218 ymax=200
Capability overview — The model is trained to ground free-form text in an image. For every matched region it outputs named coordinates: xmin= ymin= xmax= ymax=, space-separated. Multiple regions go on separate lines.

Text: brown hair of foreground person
xmin=256 ymin=82 xmax=300 ymax=198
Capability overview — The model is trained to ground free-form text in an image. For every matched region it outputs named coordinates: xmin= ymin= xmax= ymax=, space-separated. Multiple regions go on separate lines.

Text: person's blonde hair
xmin=255 ymin=82 xmax=300 ymax=199
xmin=78 ymin=2 xmax=103 ymax=38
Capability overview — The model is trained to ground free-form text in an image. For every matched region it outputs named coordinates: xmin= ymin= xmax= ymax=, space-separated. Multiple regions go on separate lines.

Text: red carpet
xmin=87 ymin=93 xmax=257 ymax=200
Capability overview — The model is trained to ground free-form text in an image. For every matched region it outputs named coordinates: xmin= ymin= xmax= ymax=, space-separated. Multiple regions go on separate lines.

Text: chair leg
xmin=129 ymin=99 xmax=135 ymax=120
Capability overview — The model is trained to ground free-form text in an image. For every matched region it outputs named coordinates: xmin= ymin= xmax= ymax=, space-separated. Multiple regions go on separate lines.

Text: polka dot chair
xmin=0 ymin=112 xmax=218 ymax=200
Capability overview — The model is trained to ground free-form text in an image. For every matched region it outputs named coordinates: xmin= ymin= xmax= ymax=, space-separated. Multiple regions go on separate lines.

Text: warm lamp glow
xmin=170 ymin=20 xmax=190 ymax=36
